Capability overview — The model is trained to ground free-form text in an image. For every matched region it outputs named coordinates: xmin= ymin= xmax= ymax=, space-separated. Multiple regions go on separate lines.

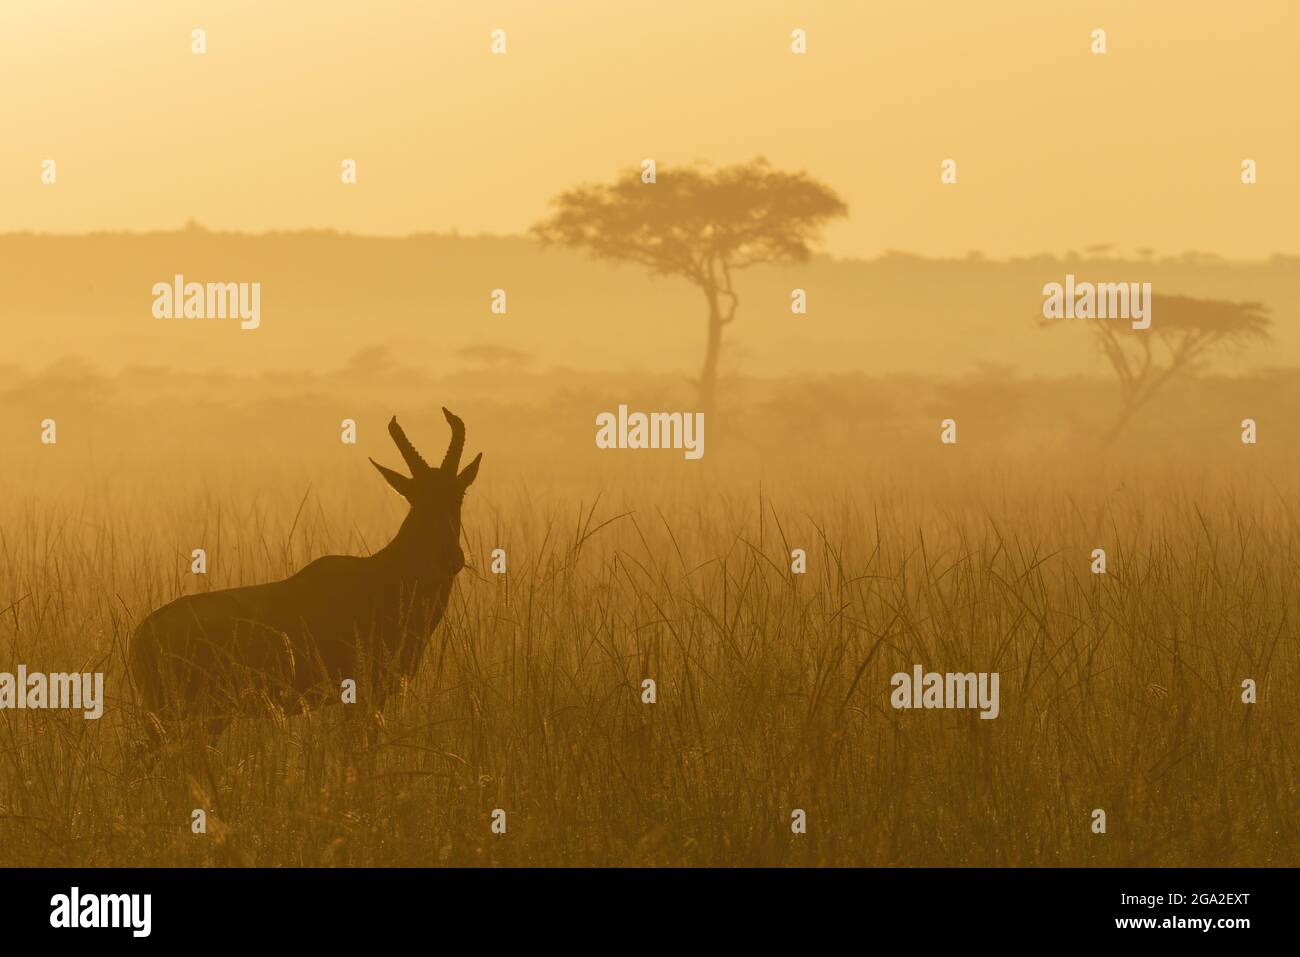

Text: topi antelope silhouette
xmin=130 ymin=408 xmax=482 ymax=743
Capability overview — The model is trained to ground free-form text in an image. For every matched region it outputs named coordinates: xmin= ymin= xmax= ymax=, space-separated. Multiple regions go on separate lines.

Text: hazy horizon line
xmin=3 ymin=225 xmax=1298 ymax=267
xmin=6 ymin=354 xmax=1297 ymax=381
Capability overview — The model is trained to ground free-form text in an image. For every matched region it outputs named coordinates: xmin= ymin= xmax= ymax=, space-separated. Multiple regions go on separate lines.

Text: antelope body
xmin=129 ymin=408 xmax=481 ymax=740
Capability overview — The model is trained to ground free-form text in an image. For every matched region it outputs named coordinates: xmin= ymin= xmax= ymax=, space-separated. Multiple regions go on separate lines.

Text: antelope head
xmin=370 ymin=407 xmax=482 ymax=574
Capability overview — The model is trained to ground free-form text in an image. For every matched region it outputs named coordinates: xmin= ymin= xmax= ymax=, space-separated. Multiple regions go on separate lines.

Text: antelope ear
xmin=370 ymin=458 xmax=414 ymax=500
xmin=457 ymin=452 xmax=482 ymax=490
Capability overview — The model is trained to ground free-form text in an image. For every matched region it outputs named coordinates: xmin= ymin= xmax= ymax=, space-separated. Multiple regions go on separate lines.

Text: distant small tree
xmin=345 ymin=345 xmax=397 ymax=377
xmin=457 ymin=343 xmax=534 ymax=369
xmin=1086 ymin=295 xmax=1270 ymax=442
xmin=532 ymin=157 xmax=847 ymax=414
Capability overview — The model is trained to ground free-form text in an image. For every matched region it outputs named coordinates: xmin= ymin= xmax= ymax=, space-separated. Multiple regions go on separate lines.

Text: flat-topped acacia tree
xmin=532 ymin=157 xmax=848 ymax=416
xmin=1087 ymin=294 xmax=1271 ymax=443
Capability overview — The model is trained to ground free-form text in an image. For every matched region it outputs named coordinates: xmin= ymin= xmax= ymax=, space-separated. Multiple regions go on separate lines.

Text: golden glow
xmin=2 ymin=0 xmax=1296 ymax=258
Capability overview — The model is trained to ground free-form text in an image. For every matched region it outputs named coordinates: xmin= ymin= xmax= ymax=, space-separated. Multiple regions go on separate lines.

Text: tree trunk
xmin=698 ymin=289 xmax=724 ymax=418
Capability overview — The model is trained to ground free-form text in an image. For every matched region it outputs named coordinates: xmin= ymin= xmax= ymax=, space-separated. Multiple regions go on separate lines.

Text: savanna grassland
xmin=0 ymin=367 xmax=1296 ymax=867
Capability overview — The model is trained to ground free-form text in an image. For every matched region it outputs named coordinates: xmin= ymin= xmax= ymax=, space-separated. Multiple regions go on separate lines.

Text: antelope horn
xmin=388 ymin=417 xmax=431 ymax=475
xmin=440 ymin=407 xmax=465 ymax=473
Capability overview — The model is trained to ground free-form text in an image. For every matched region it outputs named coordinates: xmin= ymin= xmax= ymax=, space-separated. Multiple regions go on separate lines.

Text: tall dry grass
xmin=0 ymin=376 xmax=1296 ymax=866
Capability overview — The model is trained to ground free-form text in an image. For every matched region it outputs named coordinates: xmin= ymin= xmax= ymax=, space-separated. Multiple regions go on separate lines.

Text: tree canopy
xmin=532 ymin=158 xmax=847 ymax=412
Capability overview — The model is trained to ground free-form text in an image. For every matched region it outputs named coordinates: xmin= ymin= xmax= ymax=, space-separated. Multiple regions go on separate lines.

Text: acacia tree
xmin=1086 ymin=294 xmax=1270 ymax=442
xmin=532 ymin=157 xmax=847 ymax=414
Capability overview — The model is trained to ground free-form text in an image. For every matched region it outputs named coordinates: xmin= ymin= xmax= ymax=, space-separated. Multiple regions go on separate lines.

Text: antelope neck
xmin=373 ymin=505 xmax=458 ymax=575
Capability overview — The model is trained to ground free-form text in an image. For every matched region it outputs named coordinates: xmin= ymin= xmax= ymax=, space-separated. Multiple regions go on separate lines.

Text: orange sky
xmin=2 ymin=0 xmax=1296 ymax=259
